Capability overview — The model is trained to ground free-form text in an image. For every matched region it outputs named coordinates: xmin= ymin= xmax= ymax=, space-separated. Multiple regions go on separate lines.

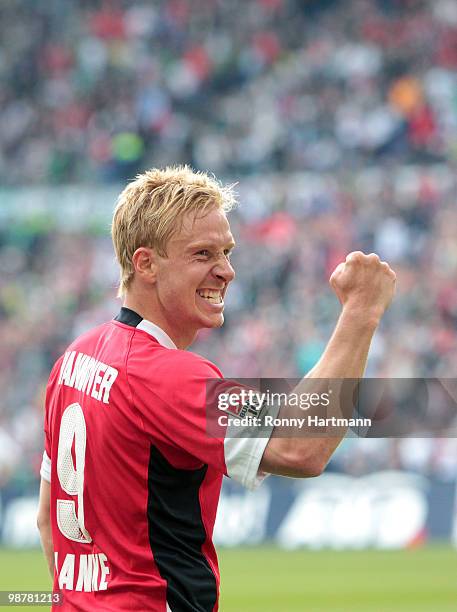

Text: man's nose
xmin=214 ymin=257 xmax=235 ymax=283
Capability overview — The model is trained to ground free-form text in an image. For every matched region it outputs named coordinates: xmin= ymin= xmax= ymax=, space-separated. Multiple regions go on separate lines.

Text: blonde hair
xmin=111 ymin=165 xmax=236 ymax=297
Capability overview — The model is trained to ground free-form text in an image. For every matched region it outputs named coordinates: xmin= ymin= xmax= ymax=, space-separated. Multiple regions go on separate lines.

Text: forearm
xmin=305 ymin=306 xmax=378 ymax=380
xmin=38 ymin=522 xmax=54 ymax=578
xmin=291 ymin=307 xmax=378 ymax=467
xmin=37 ymin=478 xmax=54 ymax=579
xmin=261 ymin=307 xmax=379 ymax=477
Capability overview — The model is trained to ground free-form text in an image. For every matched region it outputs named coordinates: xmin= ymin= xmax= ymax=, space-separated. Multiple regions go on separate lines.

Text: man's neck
xmin=122 ymin=297 xmax=195 ymax=350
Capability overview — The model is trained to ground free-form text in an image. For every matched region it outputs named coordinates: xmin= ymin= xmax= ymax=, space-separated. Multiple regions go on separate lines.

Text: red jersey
xmin=41 ymin=308 xmax=271 ymax=611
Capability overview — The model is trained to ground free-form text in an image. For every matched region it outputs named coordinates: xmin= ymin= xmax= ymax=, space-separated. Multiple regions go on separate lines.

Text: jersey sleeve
xmin=40 ymin=450 xmax=52 ymax=482
xmin=128 ymin=350 xmax=275 ymax=490
xmin=41 ymin=357 xmax=63 ymax=483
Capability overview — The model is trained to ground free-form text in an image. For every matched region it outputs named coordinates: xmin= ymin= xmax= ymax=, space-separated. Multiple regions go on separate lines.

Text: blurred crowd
xmin=3 ymin=0 xmax=457 ymax=184
xmin=1 ymin=0 xmax=457 ymax=495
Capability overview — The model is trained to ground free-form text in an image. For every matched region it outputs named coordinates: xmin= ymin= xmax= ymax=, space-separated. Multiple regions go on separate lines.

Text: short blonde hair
xmin=111 ymin=165 xmax=236 ymax=297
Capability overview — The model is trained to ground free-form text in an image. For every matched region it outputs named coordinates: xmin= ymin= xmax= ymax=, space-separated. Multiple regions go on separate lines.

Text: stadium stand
xmin=1 ymin=0 xmax=457 ymax=499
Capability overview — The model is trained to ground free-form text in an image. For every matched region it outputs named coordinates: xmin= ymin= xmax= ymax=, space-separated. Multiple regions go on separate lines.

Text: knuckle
xmin=329 ymin=273 xmax=339 ymax=287
xmin=346 ymin=251 xmax=364 ymax=264
xmin=330 ymin=262 xmax=344 ymax=279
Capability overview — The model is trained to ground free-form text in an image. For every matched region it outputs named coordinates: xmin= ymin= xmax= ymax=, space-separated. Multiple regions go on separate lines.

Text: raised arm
xmin=260 ymin=251 xmax=396 ymax=478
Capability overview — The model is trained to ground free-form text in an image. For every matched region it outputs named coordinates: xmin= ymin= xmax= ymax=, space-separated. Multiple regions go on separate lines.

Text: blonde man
xmin=38 ymin=166 xmax=396 ymax=611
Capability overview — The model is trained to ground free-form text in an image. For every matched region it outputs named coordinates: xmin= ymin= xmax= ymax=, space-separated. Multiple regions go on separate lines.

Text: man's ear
xmin=132 ymin=247 xmax=158 ymax=284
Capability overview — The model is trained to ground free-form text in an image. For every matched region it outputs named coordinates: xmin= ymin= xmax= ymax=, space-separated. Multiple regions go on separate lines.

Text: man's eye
xmin=196 ymin=250 xmax=210 ymax=257
xmin=224 ymin=250 xmax=232 ymax=258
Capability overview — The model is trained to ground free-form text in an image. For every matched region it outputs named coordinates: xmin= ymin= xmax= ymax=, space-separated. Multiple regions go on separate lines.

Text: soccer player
xmin=37 ymin=166 xmax=396 ymax=610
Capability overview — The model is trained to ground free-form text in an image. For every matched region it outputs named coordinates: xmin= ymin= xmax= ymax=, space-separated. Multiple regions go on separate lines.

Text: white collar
xmin=136 ymin=319 xmax=177 ymax=350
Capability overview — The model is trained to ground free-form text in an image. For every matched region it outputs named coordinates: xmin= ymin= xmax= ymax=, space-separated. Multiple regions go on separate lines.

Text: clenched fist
xmin=329 ymin=251 xmax=396 ymax=322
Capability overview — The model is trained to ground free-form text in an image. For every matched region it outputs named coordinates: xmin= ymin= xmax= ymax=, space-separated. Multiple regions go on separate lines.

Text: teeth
xmin=197 ymin=290 xmax=222 ymax=303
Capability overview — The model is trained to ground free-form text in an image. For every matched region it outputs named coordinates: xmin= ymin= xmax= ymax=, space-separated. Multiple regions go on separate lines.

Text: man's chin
xmin=199 ymin=313 xmax=224 ymax=330
xmin=214 ymin=313 xmax=224 ymax=328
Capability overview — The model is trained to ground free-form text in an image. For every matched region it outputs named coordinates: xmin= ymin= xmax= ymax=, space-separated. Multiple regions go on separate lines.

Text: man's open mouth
xmin=196 ymin=289 xmax=223 ymax=304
